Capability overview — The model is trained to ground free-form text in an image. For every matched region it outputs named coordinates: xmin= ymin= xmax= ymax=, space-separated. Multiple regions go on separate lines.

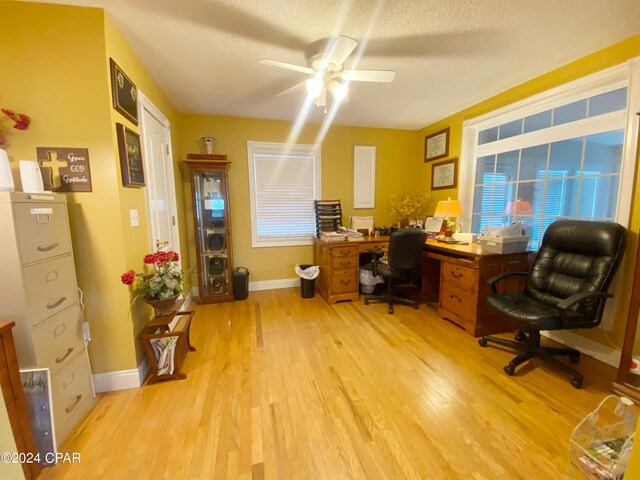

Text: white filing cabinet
xmin=0 ymin=192 xmax=94 ymax=444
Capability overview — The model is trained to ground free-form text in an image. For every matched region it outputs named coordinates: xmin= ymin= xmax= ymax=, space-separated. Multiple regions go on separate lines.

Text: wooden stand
xmin=140 ymin=311 xmax=196 ymax=384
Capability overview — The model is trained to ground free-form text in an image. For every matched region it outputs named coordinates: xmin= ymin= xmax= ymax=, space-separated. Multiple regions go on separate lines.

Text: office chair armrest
xmin=557 ymin=291 xmax=613 ymax=325
xmin=487 ymin=271 xmax=528 ymax=294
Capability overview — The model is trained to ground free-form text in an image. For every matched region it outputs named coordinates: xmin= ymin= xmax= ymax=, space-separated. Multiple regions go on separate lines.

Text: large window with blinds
xmin=460 ymin=64 xmax=639 ymax=250
xmin=247 ymin=141 xmax=321 ymax=247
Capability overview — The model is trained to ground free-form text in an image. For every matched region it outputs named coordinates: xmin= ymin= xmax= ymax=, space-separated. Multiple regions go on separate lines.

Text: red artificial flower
xmin=121 ymin=270 xmax=136 ymax=285
xmin=1 ymin=109 xmax=30 ymax=130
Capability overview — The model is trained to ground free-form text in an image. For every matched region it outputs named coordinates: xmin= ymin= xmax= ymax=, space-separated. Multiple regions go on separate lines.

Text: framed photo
xmin=110 ymin=58 xmax=139 ymax=125
xmin=116 ymin=123 xmax=145 ymax=187
xmin=424 ymin=127 xmax=450 ymax=162
xmin=431 ymin=157 xmax=458 ymax=190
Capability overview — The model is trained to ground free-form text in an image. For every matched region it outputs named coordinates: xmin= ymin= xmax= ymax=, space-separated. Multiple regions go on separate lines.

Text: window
xmin=247 ymin=141 xmax=321 ymax=247
xmin=460 ymin=63 xmax=639 ymax=250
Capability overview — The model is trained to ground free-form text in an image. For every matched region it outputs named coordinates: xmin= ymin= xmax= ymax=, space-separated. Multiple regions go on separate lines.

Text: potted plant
xmin=121 ymin=250 xmax=185 ymax=316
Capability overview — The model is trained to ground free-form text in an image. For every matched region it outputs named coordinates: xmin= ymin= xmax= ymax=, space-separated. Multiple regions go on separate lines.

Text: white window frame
xmin=247 ymin=141 xmax=321 ymax=248
xmin=459 ymin=59 xmax=640 ymax=233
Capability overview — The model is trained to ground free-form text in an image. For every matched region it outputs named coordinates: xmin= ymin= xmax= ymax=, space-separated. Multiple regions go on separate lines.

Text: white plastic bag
xmin=360 ymin=269 xmax=384 ymax=285
xmin=295 ymin=264 xmax=320 ymax=280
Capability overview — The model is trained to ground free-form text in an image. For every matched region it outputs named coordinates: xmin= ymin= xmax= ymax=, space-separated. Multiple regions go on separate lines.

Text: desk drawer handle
xmin=47 ymin=297 xmax=66 ymax=309
xmin=451 ymin=271 xmax=464 ymax=279
xmin=340 ymin=279 xmax=351 ymax=285
xmin=37 ymin=242 xmax=59 ymax=252
xmin=449 ymin=294 xmax=462 ymax=303
xmin=340 ymin=261 xmax=351 ymax=267
xmin=65 ymin=394 xmax=82 ymax=414
xmin=55 ymin=347 xmax=74 ymax=364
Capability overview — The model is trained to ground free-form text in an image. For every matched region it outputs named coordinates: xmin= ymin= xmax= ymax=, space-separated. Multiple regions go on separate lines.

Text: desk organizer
xmin=478 ymin=235 xmax=529 ymax=254
xmin=569 ymin=395 xmax=636 ymax=480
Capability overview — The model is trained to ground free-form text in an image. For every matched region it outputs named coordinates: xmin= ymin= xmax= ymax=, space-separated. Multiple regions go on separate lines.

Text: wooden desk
xmin=313 ymin=236 xmax=528 ymax=337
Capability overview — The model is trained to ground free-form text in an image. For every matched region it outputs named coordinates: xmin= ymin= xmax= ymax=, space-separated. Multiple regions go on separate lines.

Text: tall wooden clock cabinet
xmin=184 ymin=154 xmax=234 ymax=303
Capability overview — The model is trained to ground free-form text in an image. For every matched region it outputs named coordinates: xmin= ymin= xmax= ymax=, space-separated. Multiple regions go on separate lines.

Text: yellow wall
xmin=417 ymin=34 xmax=640 ymax=349
xmin=177 ymin=115 xmax=419 ymax=281
xmin=1 ymin=1 xmax=180 ymax=373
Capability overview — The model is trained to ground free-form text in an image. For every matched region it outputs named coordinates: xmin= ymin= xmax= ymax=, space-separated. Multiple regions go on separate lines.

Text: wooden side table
xmin=139 ymin=311 xmax=196 ymax=384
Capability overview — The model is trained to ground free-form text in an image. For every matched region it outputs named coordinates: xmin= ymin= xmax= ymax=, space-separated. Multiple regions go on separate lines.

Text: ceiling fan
xmin=259 ymin=35 xmax=395 ymax=110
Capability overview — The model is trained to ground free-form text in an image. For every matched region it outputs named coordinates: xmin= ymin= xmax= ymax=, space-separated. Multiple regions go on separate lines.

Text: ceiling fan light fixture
xmin=306 ymin=77 xmax=324 ymax=98
xmin=329 ymin=80 xmax=348 ymax=102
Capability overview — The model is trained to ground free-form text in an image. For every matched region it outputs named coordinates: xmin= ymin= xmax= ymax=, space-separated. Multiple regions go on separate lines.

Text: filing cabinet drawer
xmin=23 ymin=255 xmax=78 ymax=325
xmin=441 ymin=262 xmax=477 ymax=291
xmin=13 ymin=202 xmax=71 ymax=265
xmin=331 ymin=245 xmax=358 ymax=257
xmin=332 ymin=256 xmax=358 ymax=269
xmin=441 ymin=283 xmax=477 ymax=321
xmin=331 ymin=269 xmax=358 ymax=294
xmin=51 ymin=352 xmax=93 ymax=434
xmin=32 ymin=305 xmax=84 ymax=375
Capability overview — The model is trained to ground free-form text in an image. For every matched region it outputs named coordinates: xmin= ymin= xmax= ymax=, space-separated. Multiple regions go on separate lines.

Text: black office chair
xmin=478 ymin=220 xmax=626 ymax=388
xmin=364 ymin=228 xmax=428 ymax=314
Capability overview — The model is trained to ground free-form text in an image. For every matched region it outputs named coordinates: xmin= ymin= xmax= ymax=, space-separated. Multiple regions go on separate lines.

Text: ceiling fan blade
xmin=341 ymin=69 xmax=395 ymax=83
xmin=276 ymin=81 xmax=306 ymax=97
xmin=259 ymin=58 xmax=314 ymax=75
xmin=324 ymin=35 xmax=358 ymax=67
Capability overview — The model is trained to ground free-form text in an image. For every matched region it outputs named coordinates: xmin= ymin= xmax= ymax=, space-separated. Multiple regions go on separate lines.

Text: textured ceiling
xmin=22 ymin=0 xmax=640 ymax=129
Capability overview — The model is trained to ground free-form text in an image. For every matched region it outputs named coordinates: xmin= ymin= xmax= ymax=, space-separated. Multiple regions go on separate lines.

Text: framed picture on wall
xmin=424 ymin=127 xmax=450 ymax=162
xmin=110 ymin=58 xmax=139 ymax=126
xmin=431 ymin=158 xmax=458 ymax=190
xmin=116 ymin=123 xmax=145 ymax=187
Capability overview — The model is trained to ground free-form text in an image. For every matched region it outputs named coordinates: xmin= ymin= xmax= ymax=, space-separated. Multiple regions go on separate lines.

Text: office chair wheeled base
xmin=364 ymin=276 xmax=419 ymax=314
xmin=478 ymin=330 xmax=584 ymax=389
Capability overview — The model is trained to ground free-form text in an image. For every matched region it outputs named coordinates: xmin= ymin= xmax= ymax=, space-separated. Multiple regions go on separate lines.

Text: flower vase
xmin=145 ymin=295 xmax=178 ymax=317
xmin=400 ymin=218 xmax=409 ymax=228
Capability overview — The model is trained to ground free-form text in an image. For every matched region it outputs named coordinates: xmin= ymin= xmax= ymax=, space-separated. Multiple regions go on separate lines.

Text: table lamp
xmin=433 ymin=197 xmax=463 ymax=237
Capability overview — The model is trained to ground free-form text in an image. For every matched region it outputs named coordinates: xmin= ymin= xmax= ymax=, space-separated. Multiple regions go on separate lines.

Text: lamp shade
xmin=434 ymin=199 xmax=463 ymax=218
xmin=505 ymin=200 xmax=532 ymax=215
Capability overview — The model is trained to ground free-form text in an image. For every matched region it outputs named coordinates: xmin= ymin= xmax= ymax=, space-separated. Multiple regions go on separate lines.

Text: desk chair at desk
xmin=363 ymin=229 xmax=428 ymax=314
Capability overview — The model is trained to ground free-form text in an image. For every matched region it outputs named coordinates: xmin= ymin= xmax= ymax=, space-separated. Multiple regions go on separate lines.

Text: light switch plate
xmin=130 ymin=209 xmax=139 ymax=227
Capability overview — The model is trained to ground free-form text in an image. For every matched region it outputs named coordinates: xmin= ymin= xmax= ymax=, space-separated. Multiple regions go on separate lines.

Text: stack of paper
xmin=337 ymin=227 xmax=364 ymax=239
xmin=320 ymin=231 xmax=347 ymax=241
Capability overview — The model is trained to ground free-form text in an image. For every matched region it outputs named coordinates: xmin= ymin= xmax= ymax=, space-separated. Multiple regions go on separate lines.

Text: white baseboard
xmin=182 ymin=291 xmax=193 ymax=310
xmin=249 ymin=278 xmax=298 ymax=292
xmin=92 ymin=356 xmax=148 ymax=393
xmin=542 ymin=330 xmax=621 ymax=367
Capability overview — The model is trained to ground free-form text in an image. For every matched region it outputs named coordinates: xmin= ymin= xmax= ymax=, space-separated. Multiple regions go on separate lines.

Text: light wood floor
xmin=40 ymin=288 xmax=618 ymax=479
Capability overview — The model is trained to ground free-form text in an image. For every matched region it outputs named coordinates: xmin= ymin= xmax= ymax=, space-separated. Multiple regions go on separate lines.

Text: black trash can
xmin=233 ymin=267 xmax=249 ymax=300
xmin=299 ymin=264 xmax=316 ymax=298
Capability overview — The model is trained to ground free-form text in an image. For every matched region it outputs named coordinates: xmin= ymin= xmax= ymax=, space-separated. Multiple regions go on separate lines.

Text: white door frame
xmin=137 ymin=91 xmax=182 ymax=263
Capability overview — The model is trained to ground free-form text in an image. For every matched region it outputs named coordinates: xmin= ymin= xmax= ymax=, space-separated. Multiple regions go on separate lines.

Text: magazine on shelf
xmin=150 ymin=336 xmax=178 ymax=375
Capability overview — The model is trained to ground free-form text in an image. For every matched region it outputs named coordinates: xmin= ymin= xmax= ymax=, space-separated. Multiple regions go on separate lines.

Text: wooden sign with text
xmin=36 ymin=147 xmax=92 ymax=192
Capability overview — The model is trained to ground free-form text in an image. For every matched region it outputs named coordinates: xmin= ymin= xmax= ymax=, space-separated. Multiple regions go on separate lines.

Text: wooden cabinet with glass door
xmin=184 ymin=154 xmax=234 ymax=303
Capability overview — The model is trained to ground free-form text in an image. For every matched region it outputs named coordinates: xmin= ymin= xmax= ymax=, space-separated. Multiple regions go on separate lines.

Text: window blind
xmin=247 ymin=142 xmax=321 ymax=247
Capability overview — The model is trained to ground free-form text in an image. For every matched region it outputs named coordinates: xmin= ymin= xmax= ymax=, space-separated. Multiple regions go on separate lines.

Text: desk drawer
xmin=441 ymin=283 xmax=477 ymax=321
xmin=331 ymin=245 xmax=358 ymax=257
xmin=442 ymin=263 xmax=476 ymax=291
xmin=332 ymin=256 xmax=358 ymax=269
xmin=331 ymin=269 xmax=358 ymax=294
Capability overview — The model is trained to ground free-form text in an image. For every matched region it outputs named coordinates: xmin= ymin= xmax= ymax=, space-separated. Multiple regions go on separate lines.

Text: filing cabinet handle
xmin=340 ymin=279 xmax=351 ymax=285
xmin=37 ymin=242 xmax=59 ymax=252
xmin=65 ymin=394 xmax=82 ymax=414
xmin=47 ymin=297 xmax=67 ymax=309
xmin=55 ymin=347 xmax=74 ymax=364
xmin=451 ymin=271 xmax=464 ymax=279
xmin=449 ymin=294 xmax=462 ymax=303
